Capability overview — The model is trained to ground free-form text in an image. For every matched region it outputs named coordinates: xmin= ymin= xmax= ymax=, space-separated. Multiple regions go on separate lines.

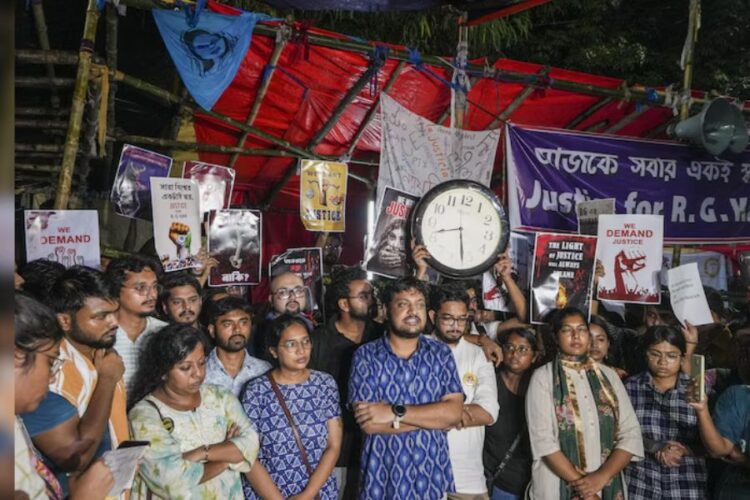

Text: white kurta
xmin=526 ymin=362 xmax=643 ymax=499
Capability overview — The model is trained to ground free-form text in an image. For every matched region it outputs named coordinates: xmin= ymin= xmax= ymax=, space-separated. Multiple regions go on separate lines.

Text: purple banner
xmin=506 ymin=124 xmax=750 ymax=243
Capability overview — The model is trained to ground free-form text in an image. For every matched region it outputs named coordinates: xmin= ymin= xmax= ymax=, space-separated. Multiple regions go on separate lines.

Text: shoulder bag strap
xmin=267 ymin=372 xmax=321 ymax=500
xmin=489 ymin=424 xmax=527 ymax=488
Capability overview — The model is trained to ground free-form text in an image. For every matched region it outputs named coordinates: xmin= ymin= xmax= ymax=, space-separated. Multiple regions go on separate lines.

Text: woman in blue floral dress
xmin=242 ymin=314 xmax=342 ymax=499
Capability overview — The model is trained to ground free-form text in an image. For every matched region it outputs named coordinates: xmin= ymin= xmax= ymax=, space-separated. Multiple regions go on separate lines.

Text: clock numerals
xmin=447 ymin=195 xmax=457 ymax=207
xmin=477 ymin=202 xmax=483 ymax=213
xmin=483 ymin=214 xmax=492 ymax=225
xmin=461 ymin=194 xmax=473 ymax=207
xmin=483 ymin=230 xmax=494 ymax=241
xmin=433 ymin=203 xmax=445 ymax=215
xmin=426 ymin=216 xmax=437 ymax=228
xmin=479 ymin=243 xmax=487 ymax=255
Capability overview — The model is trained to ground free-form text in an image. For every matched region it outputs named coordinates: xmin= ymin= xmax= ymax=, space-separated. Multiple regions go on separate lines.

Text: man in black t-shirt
xmin=310 ymin=266 xmax=383 ymax=499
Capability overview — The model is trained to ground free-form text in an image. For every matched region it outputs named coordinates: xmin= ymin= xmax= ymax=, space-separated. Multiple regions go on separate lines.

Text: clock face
xmin=412 ymin=181 xmax=509 ymax=277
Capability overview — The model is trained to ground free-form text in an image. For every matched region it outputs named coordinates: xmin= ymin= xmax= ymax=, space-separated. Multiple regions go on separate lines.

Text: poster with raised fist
xmin=150 ymin=177 xmax=201 ymax=272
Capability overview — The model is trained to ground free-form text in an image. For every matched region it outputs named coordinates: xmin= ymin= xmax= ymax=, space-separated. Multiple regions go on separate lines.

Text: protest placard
xmin=111 ymin=144 xmax=172 ymax=220
xmin=597 ymin=214 xmax=663 ymax=303
xmin=365 ymin=186 xmax=419 ymax=279
xmin=300 ymin=160 xmax=347 ymax=232
xmin=269 ymin=247 xmax=323 ymax=312
xmin=576 ymin=198 xmax=615 ymax=235
xmin=208 ymin=209 xmax=262 ymax=286
xmin=668 ymin=262 xmax=714 ymax=326
xmin=150 ymin=177 xmax=201 ymax=272
xmin=24 ymin=210 xmax=100 ymax=267
xmin=183 ymin=160 xmax=235 ymax=216
xmin=482 ymin=232 xmax=533 ymax=312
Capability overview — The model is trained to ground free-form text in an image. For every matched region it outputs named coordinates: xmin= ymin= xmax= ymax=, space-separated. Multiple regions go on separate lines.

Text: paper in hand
xmin=102 ymin=444 xmax=148 ymax=496
xmin=668 ymin=262 xmax=713 ymax=327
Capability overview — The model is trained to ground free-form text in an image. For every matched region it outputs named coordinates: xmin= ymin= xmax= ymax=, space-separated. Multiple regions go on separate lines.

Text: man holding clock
xmin=349 ymin=277 xmax=464 ymax=500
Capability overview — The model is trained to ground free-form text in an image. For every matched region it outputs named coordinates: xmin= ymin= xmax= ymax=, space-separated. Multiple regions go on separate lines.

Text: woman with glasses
xmin=241 ymin=313 xmax=342 ymax=499
xmin=15 ymin=293 xmax=114 ymax=500
xmin=128 ymin=324 xmax=260 ymax=499
xmin=483 ymin=327 xmax=539 ymax=500
xmin=623 ymin=324 xmax=723 ymax=500
xmin=526 ymin=307 xmax=643 ymax=499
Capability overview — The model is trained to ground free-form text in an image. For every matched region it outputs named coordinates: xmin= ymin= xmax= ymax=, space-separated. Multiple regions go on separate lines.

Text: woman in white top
xmin=526 ymin=307 xmax=643 ymax=500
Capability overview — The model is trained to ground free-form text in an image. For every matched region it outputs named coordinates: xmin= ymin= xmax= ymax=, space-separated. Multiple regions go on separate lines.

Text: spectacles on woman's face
xmin=280 ymin=337 xmax=312 ymax=351
xmin=646 ymin=349 xmax=682 ymax=363
xmin=273 ymin=286 xmax=306 ymax=300
xmin=502 ymin=344 xmax=532 ymax=355
xmin=438 ymin=315 xmax=469 ymax=326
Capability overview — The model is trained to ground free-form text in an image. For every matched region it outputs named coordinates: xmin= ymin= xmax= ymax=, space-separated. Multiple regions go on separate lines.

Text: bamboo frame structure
xmin=488 ymin=67 xmax=549 ymax=129
xmin=605 ymin=108 xmax=643 ymax=134
xmin=565 ymin=98 xmax=613 ymax=129
xmin=30 ymin=0 xmax=60 ymax=108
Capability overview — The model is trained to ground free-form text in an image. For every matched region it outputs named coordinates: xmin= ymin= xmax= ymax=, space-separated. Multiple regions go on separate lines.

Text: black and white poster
xmin=207 ymin=209 xmax=262 ymax=286
xmin=365 ymin=186 xmax=419 ymax=279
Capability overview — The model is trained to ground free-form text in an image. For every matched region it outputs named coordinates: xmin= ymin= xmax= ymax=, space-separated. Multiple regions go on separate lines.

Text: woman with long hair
xmin=588 ymin=315 xmax=628 ymax=379
xmin=526 ymin=307 xmax=643 ymax=499
xmin=128 ymin=323 xmax=259 ymax=499
xmin=241 ymin=314 xmax=342 ymax=499
xmin=623 ymin=325 xmax=725 ymax=500
xmin=483 ymin=327 xmax=539 ymax=500
xmin=14 ymin=293 xmax=114 ymax=500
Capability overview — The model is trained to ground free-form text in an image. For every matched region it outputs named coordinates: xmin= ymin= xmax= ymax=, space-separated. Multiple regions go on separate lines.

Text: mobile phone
xmin=117 ymin=440 xmax=150 ymax=449
xmin=689 ymin=354 xmax=705 ymax=403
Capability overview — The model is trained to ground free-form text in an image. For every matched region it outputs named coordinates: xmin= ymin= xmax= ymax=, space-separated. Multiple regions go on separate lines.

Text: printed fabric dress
xmin=129 ymin=384 xmax=260 ymax=500
xmin=241 ymin=370 xmax=341 ymax=500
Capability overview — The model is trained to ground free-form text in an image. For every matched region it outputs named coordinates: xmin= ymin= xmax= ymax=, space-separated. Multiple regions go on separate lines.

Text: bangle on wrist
xmin=202 ymin=444 xmax=210 ymax=463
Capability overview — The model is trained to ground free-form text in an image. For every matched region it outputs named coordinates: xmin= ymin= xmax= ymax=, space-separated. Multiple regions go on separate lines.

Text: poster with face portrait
xmin=183 ymin=160 xmax=235 ymax=216
xmin=365 ymin=186 xmax=419 ymax=279
xmin=150 ymin=178 xmax=202 ymax=272
xmin=530 ymin=232 xmax=598 ymax=324
xmin=596 ymin=214 xmax=663 ymax=304
xmin=24 ymin=210 xmax=101 ymax=268
xmin=111 ymin=144 xmax=173 ymax=220
xmin=269 ymin=247 xmax=323 ymax=312
xmin=299 ymin=160 xmax=348 ymax=232
xmin=482 ymin=232 xmax=534 ymax=312
xmin=208 ymin=209 xmax=262 ymax=286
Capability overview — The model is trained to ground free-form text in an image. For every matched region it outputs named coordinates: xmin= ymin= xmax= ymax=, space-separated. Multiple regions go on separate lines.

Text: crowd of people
xmin=13 ymin=242 xmax=750 ymax=500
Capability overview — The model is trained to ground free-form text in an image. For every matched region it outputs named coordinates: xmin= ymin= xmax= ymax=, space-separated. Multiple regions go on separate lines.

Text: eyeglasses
xmin=273 ymin=286 xmax=307 ymax=300
xmin=128 ymin=283 xmax=161 ymax=296
xmin=41 ymin=352 xmax=64 ymax=376
xmin=280 ymin=337 xmax=313 ymax=351
xmin=502 ymin=344 xmax=532 ymax=355
xmin=348 ymin=291 xmax=374 ymax=301
xmin=559 ymin=325 xmax=589 ymax=336
xmin=438 ymin=315 xmax=469 ymax=326
xmin=646 ymin=350 xmax=682 ymax=363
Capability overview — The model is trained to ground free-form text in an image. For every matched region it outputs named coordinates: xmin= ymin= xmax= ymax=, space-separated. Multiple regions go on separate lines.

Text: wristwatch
xmin=391 ymin=404 xmax=406 ymax=429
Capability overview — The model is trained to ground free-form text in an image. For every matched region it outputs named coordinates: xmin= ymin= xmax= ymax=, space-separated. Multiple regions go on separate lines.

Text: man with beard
xmin=203 ymin=296 xmax=271 ymax=396
xmin=310 ymin=266 xmax=384 ymax=498
xmin=349 ymin=277 xmax=464 ymax=500
xmin=21 ymin=266 xmax=128 ymax=496
xmin=157 ymin=271 xmax=203 ymax=327
xmin=428 ymin=285 xmax=498 ymax=499
xmin=105 ymin=255 xmax=167 ymax=392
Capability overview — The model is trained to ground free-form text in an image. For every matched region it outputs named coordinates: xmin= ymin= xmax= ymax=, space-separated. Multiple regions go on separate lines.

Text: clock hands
xmin=435 ymin=226 xmax=462 ymax=233
xmin=459 ymin=211 xmax=464 ymax=263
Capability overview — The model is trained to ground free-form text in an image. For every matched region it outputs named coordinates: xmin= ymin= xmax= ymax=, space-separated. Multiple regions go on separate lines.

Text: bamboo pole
xmin=260 ymin=53 xmax=383 ymax=209
xmin=565 ymin=98 xmax=613 ymax=129
xmin=15 ymin=49 xmax=104 ymax=65
xmin=228 ymin=25 xmax=290 ymax=169
xmin=16 ymin=143 xmax=65 ymax=153
xmin=584 ymin=119 xmax=608 ymax=133
xmin=30 ymin=0 xmax=60 ymax=108
xmin=17 ymin=163 xmax=63 ymax=173
xmin=16 ymin=119 xmax=69 ymax=129
xmin=646 ymin=117 xmax=677 ymax=139
xmin=488 ymin=68 xmax=549 ymax=129
xmin=16 ymin=76 xmax=76 ymax=88
xmin=105 ymin=3 xmax=118 ymax=162
xmin=345 ymin=60 xmax=405 ymax=158
xmin=16 ymin=107 xmax=69 ymax=117
xmin=54 ymin=0 xmax=101 ymax=210
xmin=605 ymin=107 xmax=643 ymax=134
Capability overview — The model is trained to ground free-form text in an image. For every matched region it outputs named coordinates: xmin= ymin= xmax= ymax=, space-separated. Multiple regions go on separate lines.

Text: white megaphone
xmin=671 ymin=98 xmax=748 ymax=155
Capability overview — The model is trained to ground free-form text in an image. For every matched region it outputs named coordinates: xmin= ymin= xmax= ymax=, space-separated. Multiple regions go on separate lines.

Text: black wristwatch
xmin=391 ymin=404 xmax=406 ymax=418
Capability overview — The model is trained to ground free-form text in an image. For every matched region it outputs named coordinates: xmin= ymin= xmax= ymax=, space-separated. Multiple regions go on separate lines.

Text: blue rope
xmin=406 ymin=47 xmax=464 ymax=92
xmin=183 ymin=0 xmax=206 ymax=28
xmin=96 ymin=0 xmax=106 ymax=11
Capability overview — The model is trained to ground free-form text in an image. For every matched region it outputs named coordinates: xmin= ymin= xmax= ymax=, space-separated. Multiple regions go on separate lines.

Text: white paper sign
xmin=24 ymin=210 xmax=101 ymax=267
xmin=102 ymin=444 xmax=148 ymax=497
xmin=376 ymin=94 xmax=500 ymax=209
xmin=668 ymin=262 xmax=714 ymax=326
xmin=576 ymin=198 xmax=615 ymax=235
xmin=150 ymin=177 xmax=202 ymax=272
xmin=596 ymin=214 xmax=663 ymax=304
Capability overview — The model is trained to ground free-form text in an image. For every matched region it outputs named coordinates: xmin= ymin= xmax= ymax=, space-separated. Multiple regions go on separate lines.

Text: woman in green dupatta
xmin=526 ymin=307 xmax=643 ymax=500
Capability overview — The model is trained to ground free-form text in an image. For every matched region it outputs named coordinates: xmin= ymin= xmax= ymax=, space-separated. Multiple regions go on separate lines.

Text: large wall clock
xmin=411 ymin=180 xmax=510 ymax=278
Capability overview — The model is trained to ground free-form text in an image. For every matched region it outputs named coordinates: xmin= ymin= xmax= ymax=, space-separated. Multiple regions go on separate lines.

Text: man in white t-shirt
xmin=429 ymin=284 xmax=499 ymax=499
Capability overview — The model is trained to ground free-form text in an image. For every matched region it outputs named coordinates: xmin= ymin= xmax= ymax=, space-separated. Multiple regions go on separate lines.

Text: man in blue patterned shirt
xmin=349 ymin=277 xmax=464 ymax=500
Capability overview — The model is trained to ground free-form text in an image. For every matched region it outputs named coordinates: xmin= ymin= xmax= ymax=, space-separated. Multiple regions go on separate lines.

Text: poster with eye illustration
xmin=183 ymin=160 xmax=235 ymax=216
xmin=208 ymin=209 xmax=262 ymax=286
xmin=111 ymin=144 xmax=172 ymax=220
xmin=150 ymin=177 xmax=202 ymax=272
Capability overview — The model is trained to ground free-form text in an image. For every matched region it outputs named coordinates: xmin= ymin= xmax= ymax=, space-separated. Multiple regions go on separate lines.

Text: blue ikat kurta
xmin=348 ymin=335 xmax=464 ymax=500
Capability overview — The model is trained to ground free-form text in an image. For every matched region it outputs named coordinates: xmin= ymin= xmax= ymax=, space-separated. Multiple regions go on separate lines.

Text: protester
xmin=17 ymin=258 xmax=66 ymax=302
xmin=695 ymin=286 xmax=735 ymax=369
xmin=21 ymin=266 xmax=128 ymax=497
xmin=349 ymin=277 xmax=464 ymax=500
xmin=623 ymin=324 xmax=724 ymax=500
xmin=429 ymin=285 xmax=499 ymax=499
xmin=158 ymin=271 xmax=203 ymax=327
xmin=128 ymin=324 xmax=260 ymax=498
xmin=15 ymin=293 xmax=115 ymax=500
xmin=483 ymin=327 xmax=538 ymax=500
xmin=253 ymin=271 xmax=312 ymax=358
xmin=588 ymin=315 xmax=628 ymax=379
xmin=242 ymin=314 xmax=342 ymax=499
xmin=105 ymin=255 xmax=167 ymax=391
xmin=203 ymin=296 xmax=270 ymax=396
xmin=309 ymin=265 xmax=383 ymax=498
xmin=710 ymin=384 xmax=750 ymax=498
xmin=526 ymin=307 xmax=643 ymax=499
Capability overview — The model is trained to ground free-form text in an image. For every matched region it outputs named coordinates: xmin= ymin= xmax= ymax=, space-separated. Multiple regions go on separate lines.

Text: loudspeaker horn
xmin=671 ymin=98 xmax=747 ymax=155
